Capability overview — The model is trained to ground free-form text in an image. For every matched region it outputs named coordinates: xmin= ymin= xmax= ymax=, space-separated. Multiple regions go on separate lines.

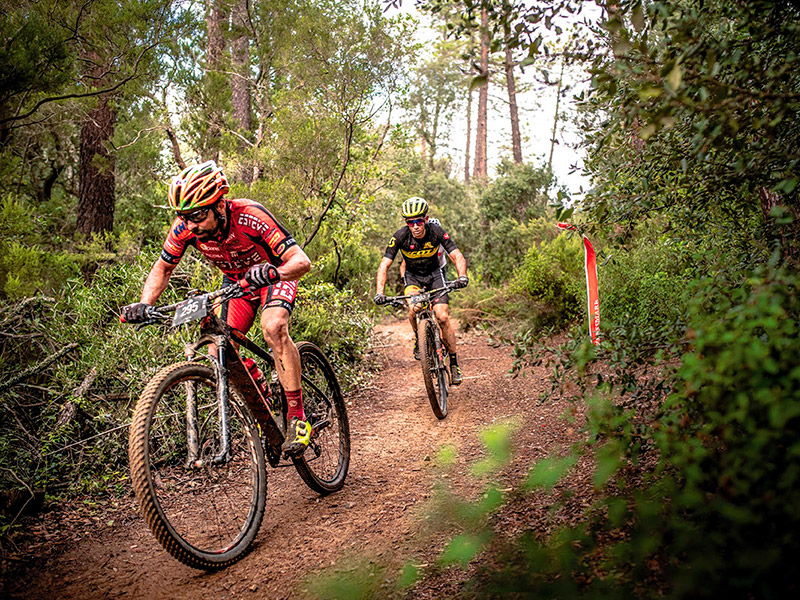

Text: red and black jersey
xmin=383 ymin=222 xmax=458 ymax=276
xmin=160 ymin=198 xmax=297 ymax=279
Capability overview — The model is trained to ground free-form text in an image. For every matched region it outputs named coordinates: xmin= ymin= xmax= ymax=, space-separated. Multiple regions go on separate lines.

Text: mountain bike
xmin=124 ymin=281 xmax=350 ymax=570
xmin=383 ymin=283 xmax=459 ymax=419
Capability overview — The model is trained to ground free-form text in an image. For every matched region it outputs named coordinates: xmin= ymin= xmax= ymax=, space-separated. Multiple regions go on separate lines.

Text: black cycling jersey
xmin=383 ymin=222 xmax=458 ymax=276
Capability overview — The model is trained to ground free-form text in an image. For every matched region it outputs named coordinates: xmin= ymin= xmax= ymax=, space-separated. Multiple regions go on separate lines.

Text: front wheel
xmin=418 ymin=318 xmax=448 ymax=419
xmin=128 ymin=362 xmax=267 ymax=570
xmin=292 ymin=342 xmax=351 ymax=494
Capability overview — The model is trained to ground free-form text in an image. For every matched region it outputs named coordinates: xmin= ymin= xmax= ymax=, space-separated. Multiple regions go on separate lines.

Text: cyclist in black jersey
xmin=373 ymin=197 xmax=468 ymax=385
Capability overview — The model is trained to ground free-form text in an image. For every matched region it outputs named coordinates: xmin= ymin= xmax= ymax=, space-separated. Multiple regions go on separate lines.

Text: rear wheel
xmin=418 ymin=318 xmax=447 ymax=419
xmin=292 ymin=342 xmax=351 ymax=494
xmin=128 ymin=362 xmax=267 ymax=570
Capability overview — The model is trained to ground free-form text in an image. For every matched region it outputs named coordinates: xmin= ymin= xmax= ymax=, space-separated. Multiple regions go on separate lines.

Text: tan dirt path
xmin=2 ymin=320 xmax=589 ymax=599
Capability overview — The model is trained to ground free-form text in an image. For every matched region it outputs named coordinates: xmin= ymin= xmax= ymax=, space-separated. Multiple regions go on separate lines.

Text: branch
xmin=0 ymin=38 xmax=160 ymax=126
xmin=165 ymin=124 xmax=186 ymax=169
xmin=0 ymin=466 xmax=38 ymax=529
xmin=111 ymin=126 xmax=160 ymax=151
xmin=302 ymin=121 xmax=354 ymax=248
xmin=0 ymin=343 xmax=79 ymax=395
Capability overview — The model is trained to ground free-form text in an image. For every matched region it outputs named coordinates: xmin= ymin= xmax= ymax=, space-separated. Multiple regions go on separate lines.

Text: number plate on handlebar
xmin=172 ymin=295 xmax=209 ymax=326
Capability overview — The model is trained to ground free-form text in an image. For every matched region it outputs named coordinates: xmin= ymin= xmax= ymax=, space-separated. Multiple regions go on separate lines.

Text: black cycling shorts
xmin=403 ymin=267 xmax=449 ymax=305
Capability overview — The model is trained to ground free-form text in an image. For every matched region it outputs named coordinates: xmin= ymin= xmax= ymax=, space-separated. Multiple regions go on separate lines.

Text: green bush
xmin=0 ymin=249 xmax=208 ymax=507
xmin=0 ymin=196 xmax=81 ymax=299
xmin=600 ymin=231 xmax=695 ymax=338
xmin=291 ymin=281 xmax=373 ymax=388
xmin=512 ymin=233 xmax=585 ymax=329
xmin=648 ymin=264 xmax=800 ymax=596
xmin=477 ymin=162 xmax=556 ymax=285
xmin=480 ymin=217 xmax=557 ymax=284
xmin=497 ymin=262 xmax=800 ymax=598
xmin=321 ymin=264 xmax=800 ymax=599
xmin=480 ymin=161 xmax=551 ymax=223
xmin=0 ymin=241 xmax=80 ymax=299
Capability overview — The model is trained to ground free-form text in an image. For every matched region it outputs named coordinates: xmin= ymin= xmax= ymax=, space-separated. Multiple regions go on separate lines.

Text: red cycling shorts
xmin=214 ymin=277 xmax=298 ymax=334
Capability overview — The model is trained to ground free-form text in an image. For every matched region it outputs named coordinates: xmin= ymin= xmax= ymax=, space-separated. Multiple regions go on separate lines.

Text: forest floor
xmin=1 ymin=319 xmax=595 ymax=599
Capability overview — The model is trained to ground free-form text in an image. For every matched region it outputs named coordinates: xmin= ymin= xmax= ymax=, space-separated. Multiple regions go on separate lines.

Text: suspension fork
xmin=212 ymin=334 xmax=232 ymax=464
xmin=433 ymin=321 xmax=446 ymax=367
xmin=183 ymin=333 xmax=232 ymax=466
xmin=425 ymin=311 xmax=445 ymax=368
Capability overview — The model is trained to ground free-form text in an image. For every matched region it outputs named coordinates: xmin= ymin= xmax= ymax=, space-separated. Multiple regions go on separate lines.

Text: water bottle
xmin=244 ymin=357 xmax=269 ymax=397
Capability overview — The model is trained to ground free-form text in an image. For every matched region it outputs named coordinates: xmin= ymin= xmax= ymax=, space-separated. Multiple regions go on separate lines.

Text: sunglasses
xmin=177 ymin=206 xmax=212 ymax=224
xmin=405 ymin=218 xmax=425 ymax=226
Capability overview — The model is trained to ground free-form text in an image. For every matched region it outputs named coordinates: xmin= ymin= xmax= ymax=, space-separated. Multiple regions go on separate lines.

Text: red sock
xmin=285 ymin=388 xmax=305 ymax=421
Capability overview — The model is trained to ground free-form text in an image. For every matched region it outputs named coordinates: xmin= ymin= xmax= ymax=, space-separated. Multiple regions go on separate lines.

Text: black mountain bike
xmin=125 ymin=281 xmax=350 ymax=570
xmin=383 ymin=283 xmax=459 ymax=419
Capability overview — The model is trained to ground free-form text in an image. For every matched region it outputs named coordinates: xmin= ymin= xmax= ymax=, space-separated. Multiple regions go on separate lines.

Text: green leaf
xmin=556 ymin=206 xmax=575 ymax=221
xmin=472 ymin=422 xmax=516 ymax=475
xmin=660 ymin=116 xmax=677 ymax=129
xmin=440 ymin=534 xmax=485 ymax=567
xmin=525 ymin=453 xmax=577 ymax=491
xmin=437 ymin=444 xmax=457 ymax=466
xmin=396 ymin=563 xmax=419 ymax=589
xmin=639 ymin=123 xmax=656 ymax=140
xmin=638 ymin=86 xmax=662 ymax=100
xmin=665 ymin=62 xmax=682 ymax=91
xmin=469 ymin=73 xmax=488 ymax=91
xmin=631 ymin=3 xmax=646 ymax=32
xmin=776 ymin=177 xmax=797 ymax=194
xmin=594 ymin=442 xmax=622 ymax=488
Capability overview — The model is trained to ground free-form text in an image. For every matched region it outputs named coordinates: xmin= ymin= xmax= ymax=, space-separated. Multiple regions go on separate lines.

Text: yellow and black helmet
xmin=168 ymin=160 xmax=229 ymax=212
xmin=401 ymin=196 xmax=428 ymax=218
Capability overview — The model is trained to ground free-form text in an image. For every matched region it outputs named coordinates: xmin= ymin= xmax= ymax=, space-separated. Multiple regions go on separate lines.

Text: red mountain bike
xmin=125 ymin=281 xmax=350 ymax=569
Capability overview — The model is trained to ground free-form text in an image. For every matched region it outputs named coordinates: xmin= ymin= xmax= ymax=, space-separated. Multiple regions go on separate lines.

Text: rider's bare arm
xmin=375 ymin=257 xmax=393 ymax=295
xmin=141 ymin=259 xmax=178 ymax=305
xmin=448 ymin=249 xmax=467 ymax=279
xmin=275 ymin=245 xmax=311 ymax=281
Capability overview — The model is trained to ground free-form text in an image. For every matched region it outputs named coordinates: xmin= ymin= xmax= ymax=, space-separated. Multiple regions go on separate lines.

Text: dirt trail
xmin=3 ymin=321 xmax=589 ymax=599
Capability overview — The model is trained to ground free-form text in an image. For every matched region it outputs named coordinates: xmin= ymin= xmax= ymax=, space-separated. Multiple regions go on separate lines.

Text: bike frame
xmin=387 ymin=285 xmax=454 ymax=368
xmin=386 ymin=285 xmax=453 ymax=330
xmin=140 ymin=283 xmax=286 ymax=467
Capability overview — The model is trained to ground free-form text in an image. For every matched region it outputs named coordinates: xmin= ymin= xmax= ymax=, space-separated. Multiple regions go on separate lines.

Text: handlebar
xmin=122 ymin=279 xmax=253 ymax=328
xmin=382 ymin=283 xmax=459 ymax=309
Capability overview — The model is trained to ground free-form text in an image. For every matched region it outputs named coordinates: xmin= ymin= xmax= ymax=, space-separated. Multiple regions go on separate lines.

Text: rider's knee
xmin=261 ymin=316 xmax=290 ymax=347
xmin=434 ymin=305 xmax=450 ymax=324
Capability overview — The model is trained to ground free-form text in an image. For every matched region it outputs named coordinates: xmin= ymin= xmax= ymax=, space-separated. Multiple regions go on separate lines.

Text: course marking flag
xmin=556 ymin=222 xmax=600 ymax=345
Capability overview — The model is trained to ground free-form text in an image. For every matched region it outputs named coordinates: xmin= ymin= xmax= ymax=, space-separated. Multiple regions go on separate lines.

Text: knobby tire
xmin=418 ymin=318 xmax=447 ymax=419
xmin=291 ymin=342 xmax=351 ymax=494
xmin=128 ymin=362 xmax=267 ymax=570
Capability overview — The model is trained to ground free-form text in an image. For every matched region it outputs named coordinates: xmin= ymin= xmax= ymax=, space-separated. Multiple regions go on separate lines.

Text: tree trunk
xmin=464 ymin=85 xmax=472 ymax=183
xmin=548 ymin=62 xmax=565 ymax=172
xmin=204 ymin=0 xmax=230 ymax=162
xmin=505 ymin=44 xmax=522 ymax=164
xmin=429 ymin=100 xmax=441 ymax=169
xmin=207 ymin=0 xmax=228 ymax=73
xmin=473 ymin=8 xmax=489 ymax=180
xmin=231 ymin=0 xmax=252 ymax=183
xmin=77 ymin=94 xmax=116 ymax=236
xmin=464 ymin=32 xmax=474 ymax=183
xmin=252 ymin=79 xmax=273 ymax=182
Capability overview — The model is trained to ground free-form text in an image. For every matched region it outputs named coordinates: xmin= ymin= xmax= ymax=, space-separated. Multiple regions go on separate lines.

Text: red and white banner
xmin=556 ymin=223 xmax=600 ymax=345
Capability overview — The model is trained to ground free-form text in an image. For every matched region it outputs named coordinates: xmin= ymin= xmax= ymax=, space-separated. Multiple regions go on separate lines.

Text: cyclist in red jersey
xmin=121 ymin=161 xmax=313 ymax=457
